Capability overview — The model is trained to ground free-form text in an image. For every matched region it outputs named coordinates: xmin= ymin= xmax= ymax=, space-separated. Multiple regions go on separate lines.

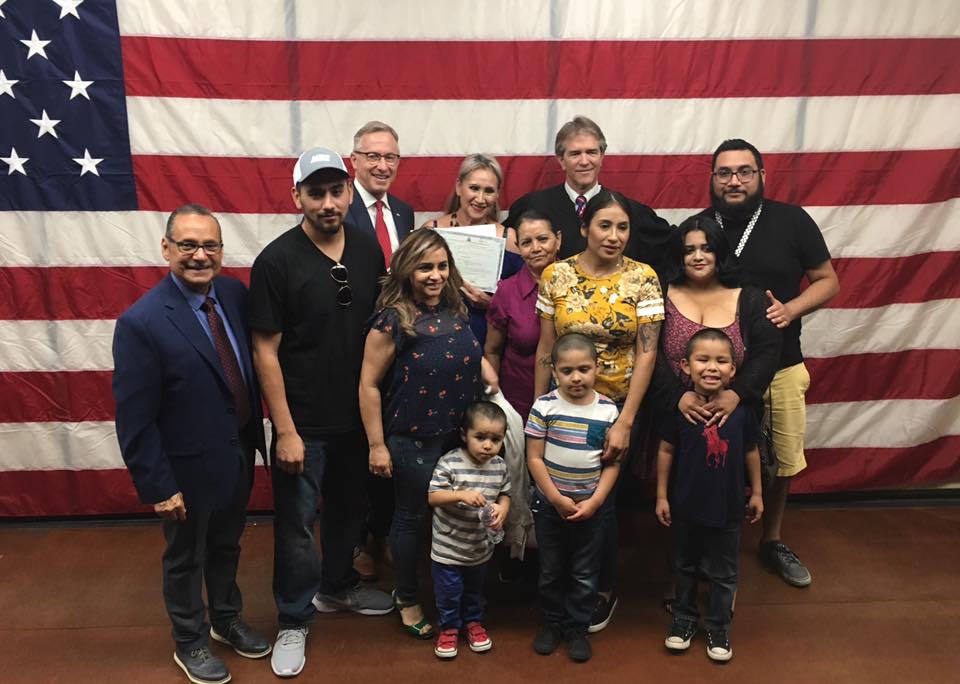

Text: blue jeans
xmin=272 ymin=430 xmax=367 ymax=627
xmin=532 ymin=491 xmax=602 ymax=636
xmin=431 ymin=561 xmax=487 ymax=630
xmin=388 ymin=432 xmax=455 ymax=604
xmin=673 ymin=519 xmax=740 ymax=632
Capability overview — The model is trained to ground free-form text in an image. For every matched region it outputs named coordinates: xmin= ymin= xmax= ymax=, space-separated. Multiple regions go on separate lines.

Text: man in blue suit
xmin=347 ymin=121 xmax=415 ymax=270
xmin=113 ymin=204 xmax=270 ymax=684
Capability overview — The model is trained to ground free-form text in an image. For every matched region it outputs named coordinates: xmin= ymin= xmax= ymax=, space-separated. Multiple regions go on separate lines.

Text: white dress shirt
xmin=354 ymin=180 xmax=400 ymax=251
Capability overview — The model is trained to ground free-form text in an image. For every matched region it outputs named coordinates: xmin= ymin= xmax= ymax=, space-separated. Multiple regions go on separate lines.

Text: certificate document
xmin=439 ymin=226 xmax=505 ymax=293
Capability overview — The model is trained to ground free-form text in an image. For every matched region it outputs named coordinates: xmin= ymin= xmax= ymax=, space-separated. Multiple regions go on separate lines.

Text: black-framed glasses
xmin=330 ymin=263 xmax=352 ymax=307
xmin=171 ymin=240 xmax=223 ymax=254
xmin=353 ymin=151 xmax=400 ymax=165
xmin=712 ymin=166 xmax=758 ymax=183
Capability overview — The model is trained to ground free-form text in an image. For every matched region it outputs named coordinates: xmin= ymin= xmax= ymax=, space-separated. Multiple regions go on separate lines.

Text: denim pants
xmin=431 ymin=560 xmax=487 ymax=630
xmin=532 ymin=491 xmax=602 ymax=636
xmin=272 ymin=429 xmax=367 ymax=627
xmin=672 ymin=519 xmax=740 ymax=632
xmin=388 ymin=432 xmax=455 ymax=605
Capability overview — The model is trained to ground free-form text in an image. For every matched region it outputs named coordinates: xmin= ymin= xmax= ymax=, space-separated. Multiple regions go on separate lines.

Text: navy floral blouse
xmin=372 ymin=302 xmax=482 ymax=437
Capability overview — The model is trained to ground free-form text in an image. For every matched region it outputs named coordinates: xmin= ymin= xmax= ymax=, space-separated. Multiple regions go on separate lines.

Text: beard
xmin=710 ymin=178 xmax=765 ymax=224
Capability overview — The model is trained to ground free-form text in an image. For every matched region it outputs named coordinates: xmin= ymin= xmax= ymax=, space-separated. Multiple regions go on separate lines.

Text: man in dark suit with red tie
xmin=347 ymin=121 xmax=416 ymax=269
xmin=113 ymin=204 xmax=270 ymax=684
xmin=503 ymin=115 xmax=672 ymax=279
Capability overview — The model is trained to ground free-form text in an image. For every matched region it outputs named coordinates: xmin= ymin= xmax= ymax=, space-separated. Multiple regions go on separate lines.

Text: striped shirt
xmin=525 ymin=390 xmax=620 ymax=499
xmin=429 ymin=448 xmax=511 ymax=566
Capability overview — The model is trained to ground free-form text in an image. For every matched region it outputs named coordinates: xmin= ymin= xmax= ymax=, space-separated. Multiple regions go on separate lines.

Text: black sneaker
xmin=587 ymin=593 xmax=618 ymax=633
xmin=664 ymin=617 xmax=697 ymax=651
xmin=533 ymin=623 xmax=563 ymax=655
xmin=566 ymin=632 xmax=592 ymax=663
xmin=210 ymin=619 xmax=271 ymax=658
xmin=706 ymin=629 xmax=733 ymax=662
xmin=759 ymin=541 xmax=812 ymax=587
xmin=174 ymin=646 xmax=231 ymax=684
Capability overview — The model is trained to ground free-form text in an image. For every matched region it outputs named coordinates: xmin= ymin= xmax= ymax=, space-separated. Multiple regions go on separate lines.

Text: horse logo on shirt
xmin=703 ymin=424 xmax=728 ymax=469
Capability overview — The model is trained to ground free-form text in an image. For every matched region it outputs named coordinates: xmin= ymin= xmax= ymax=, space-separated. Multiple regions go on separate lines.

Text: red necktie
xmin=202 ymin=297 xmax=251 ymax=428
xmin=575 ymin=195 xmax=587 ymax=220
xmin=374 ymin=200 xmax=393 ymax=269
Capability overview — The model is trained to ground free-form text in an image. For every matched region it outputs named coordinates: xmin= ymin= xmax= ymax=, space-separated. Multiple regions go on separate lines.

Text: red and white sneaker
xmin=434 ymin=629 xmax=459 ymax=659
xmin=464 ymin=621 xmax=492 ymax=652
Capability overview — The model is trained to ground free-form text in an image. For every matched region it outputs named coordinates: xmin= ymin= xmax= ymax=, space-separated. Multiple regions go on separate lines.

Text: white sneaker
xmin=271 ymin=627 xmax=308 ymax=678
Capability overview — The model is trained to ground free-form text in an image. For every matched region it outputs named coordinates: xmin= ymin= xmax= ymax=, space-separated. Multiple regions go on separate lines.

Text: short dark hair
xmin=515 ymin=209 xmax=557 ymax=235
xmin=685 ymin=328 xmax=735 ymax=360
xmin=165 ymin=204 xmax=221 ymax=239
xmin=711 ymin=138 xmax=764 ymax=171
xmin=667 ymin=214 xmax=741 ymax=287
xmin=462 ymin=401 xmax=508 ymax=432
xmin=551 ymin=332 xmax=598 ymax=365
xmin=581 ymin=189 xmax=631 ymax=231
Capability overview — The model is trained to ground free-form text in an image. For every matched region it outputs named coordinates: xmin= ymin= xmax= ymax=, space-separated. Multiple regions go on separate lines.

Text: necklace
xmin=716 ymin=201 xmax=763 ymax=257
xmin=577 ymin=253 xmax=623 ymax=278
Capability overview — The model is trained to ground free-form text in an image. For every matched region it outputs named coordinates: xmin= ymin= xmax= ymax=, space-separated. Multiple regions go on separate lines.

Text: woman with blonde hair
xmin=359 ymin=229 xmax=498 ymax=639
xmin=422 ymin=153 xmax=523 ymax=345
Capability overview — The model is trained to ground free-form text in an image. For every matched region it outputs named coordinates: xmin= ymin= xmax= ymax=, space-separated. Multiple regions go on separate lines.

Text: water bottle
xmin=478 ymin=504 xmax=505 ymax=545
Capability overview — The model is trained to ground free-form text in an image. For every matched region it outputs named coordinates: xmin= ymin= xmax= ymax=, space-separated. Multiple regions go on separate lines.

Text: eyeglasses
xmin=171 ymin=240 xmax=223 ymax=254
xmin=712 ymin=166 xmax=758 ymax=183
xmin=330 ymin=263 xmax=352 ymax=307
xmin=353 ymin=151 xmax=401 ymax=165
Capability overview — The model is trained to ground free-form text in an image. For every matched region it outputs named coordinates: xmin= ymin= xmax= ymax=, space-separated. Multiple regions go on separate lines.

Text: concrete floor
xmin=1 ymin=504 xmax=959 ymax=683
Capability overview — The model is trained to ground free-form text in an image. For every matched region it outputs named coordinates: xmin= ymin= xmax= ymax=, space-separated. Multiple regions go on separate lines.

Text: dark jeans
xmin=272 ymin=429 xmax=367 ymax=627
xmin=672 ymin=519 xmax=740 ymax=632
xmin=389 ymin=432 xmax=455 ymax=604
xmin=363 ymin=470 xmax=395 ymax=540
xmin=431 ymin=560 xmax=487 ymax=630
xmin=162 ymin=439 xmax=253 ymax=650
xmin=532 ymin=491 xmax=602 ymax=636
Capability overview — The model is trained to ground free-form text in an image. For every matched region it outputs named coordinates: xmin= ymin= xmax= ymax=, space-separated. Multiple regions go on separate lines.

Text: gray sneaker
xmin=174 ymin=646 xmax=230 ymax=684
xmin=312 ymin=584 xmax=394 ymax=615
xmin=759 ymin=541 xmax=812 ymax=587
xmin=271 ymin=627 xmax=308 ymax=678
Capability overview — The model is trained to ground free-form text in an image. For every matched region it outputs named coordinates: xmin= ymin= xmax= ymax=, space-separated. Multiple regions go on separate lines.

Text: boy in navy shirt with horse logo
xmin=656 ymin=328 xmax=764 ymax=662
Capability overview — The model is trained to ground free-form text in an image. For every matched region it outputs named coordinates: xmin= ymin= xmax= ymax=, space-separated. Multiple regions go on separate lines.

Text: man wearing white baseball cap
xmin=249 ymin=147 xmax=392 ymax=677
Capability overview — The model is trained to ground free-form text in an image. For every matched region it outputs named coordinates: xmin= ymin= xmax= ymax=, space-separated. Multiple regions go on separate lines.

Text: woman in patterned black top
xmin=359 ymin=229 xmax=498 ymax=640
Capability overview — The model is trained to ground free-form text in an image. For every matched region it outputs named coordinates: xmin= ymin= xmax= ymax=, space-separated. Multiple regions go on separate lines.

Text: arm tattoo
xmin=538 ymin=354 xmax=553 ymax=368
xmin=638 ymin=321 xmax=661 ymax=354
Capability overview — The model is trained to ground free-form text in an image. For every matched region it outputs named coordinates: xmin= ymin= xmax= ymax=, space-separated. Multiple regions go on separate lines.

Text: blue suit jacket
xmin=112 ymin=274 xmax=267 ymax=511
xmin=347 ymin=189 xmax=415 ymax=248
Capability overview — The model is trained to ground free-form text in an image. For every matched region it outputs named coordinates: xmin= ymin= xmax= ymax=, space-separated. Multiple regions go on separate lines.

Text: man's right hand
xmin=276 ymin=431 xmax=306 ymax=475
xmin=154 ymin=492 xmax=186 ymax=521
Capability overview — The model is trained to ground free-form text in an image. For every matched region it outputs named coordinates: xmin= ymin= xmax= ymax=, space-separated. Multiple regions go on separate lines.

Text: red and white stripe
xmin=2 ymin=0 xmax=958 ymax=514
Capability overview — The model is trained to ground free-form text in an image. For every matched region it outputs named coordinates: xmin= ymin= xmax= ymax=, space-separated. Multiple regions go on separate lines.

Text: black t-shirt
xmin=661 ymin=405 xmax=758 ymax=528
xmin=248 ymin=225 xmax=385 ymax=436
xmin=701 ymin=199 xmax=831 ymax=368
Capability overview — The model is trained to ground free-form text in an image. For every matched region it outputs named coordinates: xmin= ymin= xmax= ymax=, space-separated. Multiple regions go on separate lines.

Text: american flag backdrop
xmin=1 ymin=0 xmax=958 ymax=516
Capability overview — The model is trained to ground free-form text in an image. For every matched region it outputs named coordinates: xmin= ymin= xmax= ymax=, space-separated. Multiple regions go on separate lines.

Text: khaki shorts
xmin=762 ymin=362 xmax=811 ymax=478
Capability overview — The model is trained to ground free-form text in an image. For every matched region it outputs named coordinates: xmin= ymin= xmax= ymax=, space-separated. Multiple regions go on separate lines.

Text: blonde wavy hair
xmin=376 ymin=229 xmax=467 ymax=337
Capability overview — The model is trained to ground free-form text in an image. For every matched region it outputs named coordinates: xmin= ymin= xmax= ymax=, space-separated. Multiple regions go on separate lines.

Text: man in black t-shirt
xmin=249 ymin=147 xmax=392 ymax=678
xmin=697 ymin=138 xmax=840 ymax=589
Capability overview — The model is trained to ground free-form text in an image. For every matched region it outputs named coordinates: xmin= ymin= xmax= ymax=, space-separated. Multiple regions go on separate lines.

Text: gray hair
xmin=352 ymin=120 xmax=399 ymax=149
xmin=165 ymin=204 xmax=221 ymax=239
xmin=554 ymin=115 xmax=607 ymax=157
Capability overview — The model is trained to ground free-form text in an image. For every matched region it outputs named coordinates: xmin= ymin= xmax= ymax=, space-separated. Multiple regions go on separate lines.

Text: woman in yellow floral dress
xmin=533 ymin=189 xmax=664 ymax=632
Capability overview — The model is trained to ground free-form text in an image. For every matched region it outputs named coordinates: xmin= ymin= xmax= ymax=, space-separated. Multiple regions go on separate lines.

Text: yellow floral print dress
xmin=537 ymin=256 xmax=664 ymax=402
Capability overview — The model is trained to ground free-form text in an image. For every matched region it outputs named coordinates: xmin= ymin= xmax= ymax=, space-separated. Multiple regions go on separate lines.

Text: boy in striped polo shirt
xmin=526 ymin=333 xmax=620 ymax=663
xmin=427 ymin=401 xmax=512 ymax=659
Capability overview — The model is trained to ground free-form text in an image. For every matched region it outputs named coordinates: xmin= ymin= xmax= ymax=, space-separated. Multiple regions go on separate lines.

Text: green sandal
xmin=392 ymin=589 xmax=434 ymax=640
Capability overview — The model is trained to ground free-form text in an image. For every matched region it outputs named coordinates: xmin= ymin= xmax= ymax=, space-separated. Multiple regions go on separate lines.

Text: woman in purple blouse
xmin=484 ymin=210 xmax=562 ymax=421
